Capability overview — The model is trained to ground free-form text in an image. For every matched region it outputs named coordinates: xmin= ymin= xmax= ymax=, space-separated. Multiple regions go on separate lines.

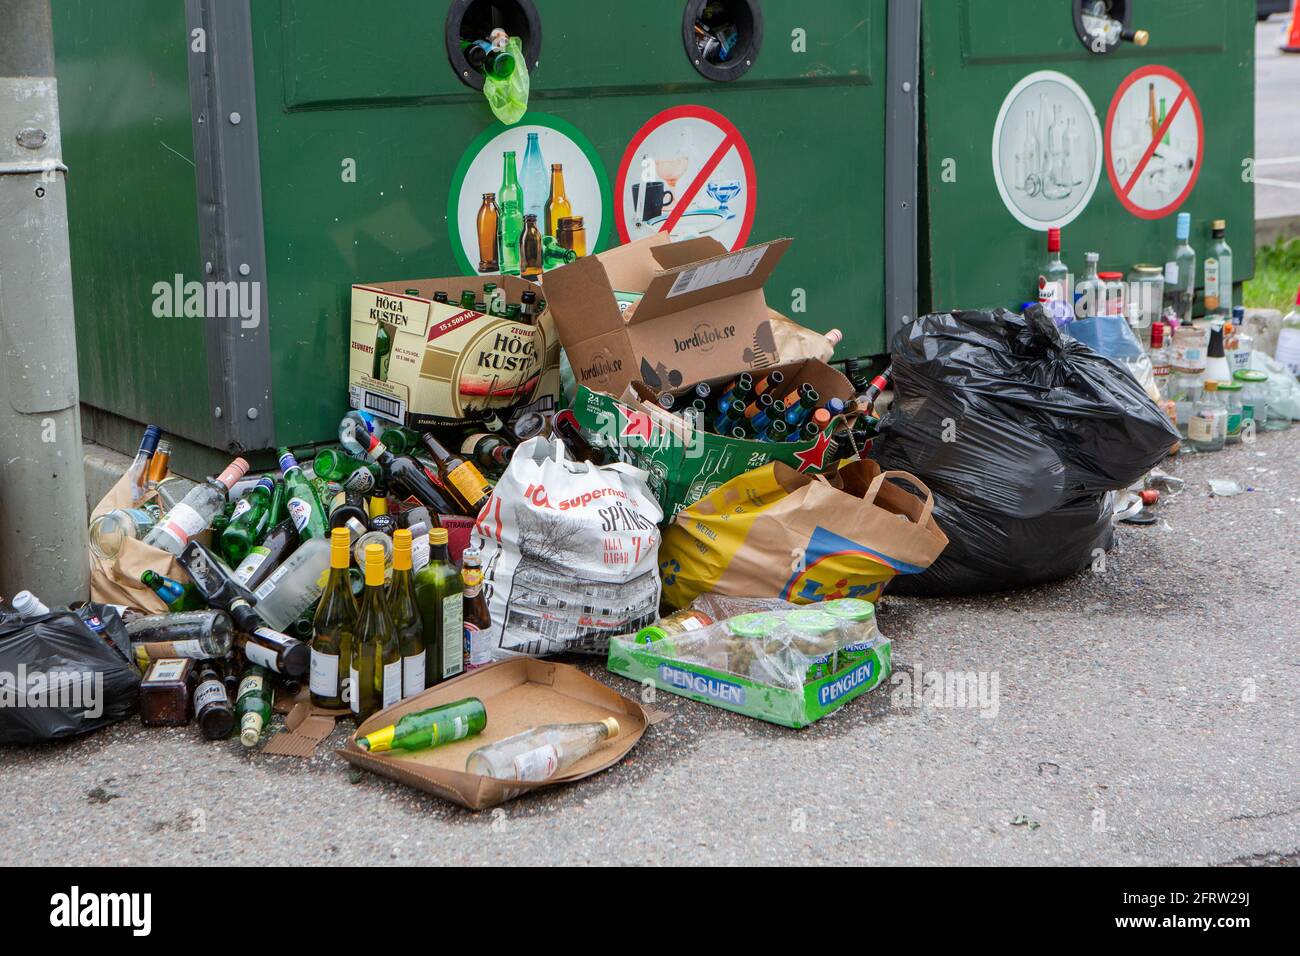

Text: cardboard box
xmin=542 ymin=234 xmax=794 ymax=398
xmin=338 ymin=658 xmax=649 ymax=810
xmin=349 ymin=275 xmax=561 ymax=429
xmin=607 ymin=632 xmax=891 ymax=729
xmin=569 ymin=358 xmax=855 ymax=524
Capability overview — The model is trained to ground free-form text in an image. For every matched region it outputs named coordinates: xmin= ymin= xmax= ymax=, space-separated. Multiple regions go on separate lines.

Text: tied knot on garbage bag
xmin=871 ymin=305 xmax=1179 ymax=596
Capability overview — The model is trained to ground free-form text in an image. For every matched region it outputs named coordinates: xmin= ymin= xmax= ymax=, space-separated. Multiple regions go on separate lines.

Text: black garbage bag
xmin=0 ymin=604 xmax=140 ymax=744
xmin=872 ymin=306 xmax=1177 ymax=595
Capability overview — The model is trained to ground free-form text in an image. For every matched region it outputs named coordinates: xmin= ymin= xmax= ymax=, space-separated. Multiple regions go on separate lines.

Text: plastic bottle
xmin=11 ymin=590 xmax=50 ymax=619
xmin=249 ymin=534 xmax=331 ymax=631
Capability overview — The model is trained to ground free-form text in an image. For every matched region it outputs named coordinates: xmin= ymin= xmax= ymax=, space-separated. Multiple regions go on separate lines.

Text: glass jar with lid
xmin=1127 ymin=264 xmax=1164 ymax=333
xmin=1188 ymin=381 xmax=1227 ymax=452
xmin=1233 ymin=368 xmax=1269 ymax=432
xmin=1216 ymin=380 xmax=1244 ymax=444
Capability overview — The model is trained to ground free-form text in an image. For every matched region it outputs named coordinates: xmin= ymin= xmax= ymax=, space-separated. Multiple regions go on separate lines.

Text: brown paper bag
xmin=88 ymin=474 xmax=189 ymax=613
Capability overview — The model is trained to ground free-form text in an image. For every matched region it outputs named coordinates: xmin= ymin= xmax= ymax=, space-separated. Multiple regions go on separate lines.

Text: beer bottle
xmin=419 ymin=433 xmax=493 ymax=514
xmin=389 ymin=529 xmax=426 ymax=699
xmin=313 ymin=448 xmax=381 ymax=495
xmin=277 ymin=448 xmax=328 ymax=542
xmin=235 ymin=664 xmax=274 ymax=748
xmin=519 ymin=289 xmax=538 ymax=325
xmin=466 ymin=718 xmax=620 ymax=781
xmin=854 ymin=365 xmax=893 ymax=416
xmin=459 ymin=289 xmax=477 ymax=310
xmin=220 ymin=477 xmax=276 ymax=565
xmin=544 ymin=163 xmax=572 ymax=237
xmin=311 ymin=528 xmax=357 ymax=709
xmin=476 ymin=192 xmax=500 ymax=273
xmin=146 ymin=439 xmax=171 ymax=490
xmin=497 ymin=151 xmax=524 ymax=275
xmin=717 ymin=373 xmax=753 ymax=412
xmin=237 ymin=626 xmax=310 ymax=680
xmin=139 ymin=569 xmax=204 ymax=613
xmin=415 ymin=528 xmax=464 ymax=685
xmin=462 ymin=546 xmax=492 ymax=671
xmin=193 ymin=661 xmax=235 ymax=740
xmin=520 ymin=213 xmax=544 ymax=280
xmin=232 ymin=517 xmax=299 ymax=590
xmin=327 ymin=490 xmax=368 ymax=531
xmin=357 ymin=698 xmax=486 ymax=753
xmin=351 ymin=543 xmax=401 ymax=721
xmin=373 ymin=321 xmax=393 ymax=380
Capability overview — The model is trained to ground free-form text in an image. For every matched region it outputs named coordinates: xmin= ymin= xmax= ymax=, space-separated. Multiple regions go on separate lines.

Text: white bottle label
xmin=253 ymin=557 xmax=294 ymax=601
xmin=287 ymin=496 xmax=313 ymax=532
xmin=160 ymin=502 xmax=207 ymax=547
xmin=230 ymin=498 xmax=253 ymax=521
xmin=244 ymin=640 xmax=278 ymax=672
xmin=1188 ymin=416 xmax=1214 ymax=442
xmin=382 ymin=660 xmax=402 ymax=708
xmin=402 ymin=653 xmax=426 ymax=699
xmin=411 ymin=538 xmax=430 ymax=571
xmin=170 ymin=639 xmax=204 ymax=658
xmin=442 ymin=594 xmax=464 ymax=680
xmin=1164 ymin=261 xmax=1178 ymax=285
xmin=349 ymin=667 xmax=360 ymax=714
xmin=513 ymin=743 xmax=559 ymax=782
xmin=1276 ymin=327 xmax=1300 ymax=376
xmin=467 ymin=623 xmax=492 ymax=667
xmin=234 ymin=547 xmax=269 ymax=584
xmin=193 ymin=679 xmax=227 ymax=711
xmin=310 ymin=649 xmax=339 ymax=697
xmin=341 ymin=469 xmax=375 ymax=493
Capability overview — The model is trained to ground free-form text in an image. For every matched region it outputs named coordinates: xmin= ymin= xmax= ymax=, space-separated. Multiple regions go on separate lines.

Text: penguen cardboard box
xmin=542 ymin=234 xmax=794 ymax=399
xmin=348 ymin=274 xmax=561 ymax=429
xmin=339 ymin=658 xmax=648 ymax=810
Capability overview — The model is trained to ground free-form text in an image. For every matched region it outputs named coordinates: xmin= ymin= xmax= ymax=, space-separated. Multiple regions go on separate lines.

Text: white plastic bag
xmin=1250 ymin=349 xmax=1300 ymax=421
xmin=471 ymin=436 xmax=663 ymax=658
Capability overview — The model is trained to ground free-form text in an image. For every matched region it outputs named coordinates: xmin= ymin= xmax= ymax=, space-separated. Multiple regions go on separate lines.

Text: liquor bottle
xmin=1036 ymin=227 xmax=1071 ymax=322
xmin=389 ymin=529 xmax=426 ymax=699
xmin=854 ymin=365 xmax=893 ymax=415
xmin=237 ymin=625 xmax=310 ymax=680
xmin=544 ymin=163 xmax=572 ymax=237
xmin=327 ymin=490 xmax=368 ymax=531
xmin=476 ymin=192 xmax=500 ymax=273
xmin=365 ymin=433 xmax=458 ymax=516
xmin=1164 ymin=212 xmax=1196 ymax=325
xmin=278 ymin=448 xmax=328 ymax=542
xmin=1276 ymin=284 xmax=1300 ymax=377
xmin=415 ymin=528 xmax=464 ymax=685
xmin=357 ymin=697 xmax=487 ymax=753
xmin=368 ymin=494 xmax=397 ymax=535
xmin=219 ymin=477 xmax=275 ymax=566
xmin=235 ymin=664 xmax=274 ymax=747
xmin=232 ymin=517 xmax=299 ymax=589
xmin=419 ymin=433 xmax=493 ymax=514
xmin=1149 ymin=322 xmax=1172 ymax=400
xmin=143 ymin=458 xmax=249 ymax=556
xmin=465 ymin=718 xmax=620 ymax=781
xmin=462 ymin=546 xmax=492 ymax=671
xmin=497 ymin=151 xmax=524 ymax=276
xmin=1203 ymin=219 xmax=1233 ymax=317
xmin=338 ymin=409 xmax=378 ymax=459
xmin=88 ymin=504 xmax=162 ymax=561
xmin=250 ymin=534 xmax=331 ymax=631
xmin=351 ymin=542 xmax=402 ymax=721
xmin=125 ymin=424 xmax=162 ymax=504
xmin=146 ymin=439 xmax=171 ymax=490
xmin=460 ymin=433 xmax=513 ymax=478
xmin=518 ymin=289 xmax=538 ymax=325
xmin=129 ymin=610 xmax=234 ymax=665
xmin=138 ymin=658 xmax=194 ymax=726
xmin=193 ymin=661 xmax=235 ymax=740
xmin=10 ymin=590 xmax=49 ymax=619
xmin=310 ymin=527 xmax=357 ymax=710
xmin=521 ymin=131 xmax=547 ymax=222
xmin=373 ymin=321 xmax=393 ymax=380
xmin=520 ymin=213 xmax=544 ymax=280
xmin=140 ymin=569 xmax=204 ymax=613
xmin=313 ymin=448 xmax=380 ymax=495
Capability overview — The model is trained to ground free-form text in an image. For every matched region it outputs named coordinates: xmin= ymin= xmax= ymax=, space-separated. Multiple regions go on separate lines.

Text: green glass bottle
xmin=497 ymin=151 xmax=524 ymax=276
xmin=389 ymin=529 xmax=426 ymax=699
xmin=139 ymin=569 xmax=204 ymax=612
xmin=264 ymin=477 xmax=287 ymax=537
xmin=235 ymin=664 xmax=274 ymax=748
xmin=277 ymin=448 xmax=328 ymax=542
xmin=356 ymin=697 xmax=486 ymax=753
xmin=311 ymin=528 xmax=358 ymax=709
xmin=219 ymin=476 xmax=275 ymax=565
xmin=373 ymin=321 xmax=393 ymax=380
xmin=414 ymin=527 xmax=464 ymax=685
xmin=313 ymin=447 xmax=381 ymax=495
xmin=377 ymin=426 xmax=423 ymax=457
xmin=350 ymin=542 xmax=402 ymax=722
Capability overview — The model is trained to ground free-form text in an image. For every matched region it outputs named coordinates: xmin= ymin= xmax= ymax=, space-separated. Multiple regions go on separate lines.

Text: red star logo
xmin=620 ymin=408 xmax=655 ymax=442
xmin=794 ymin=430 xmax=833 ymax=472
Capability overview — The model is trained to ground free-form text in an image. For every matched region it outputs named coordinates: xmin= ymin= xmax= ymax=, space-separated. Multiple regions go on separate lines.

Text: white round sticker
xmin=991 ymin=70 xmax=1103 ymax=231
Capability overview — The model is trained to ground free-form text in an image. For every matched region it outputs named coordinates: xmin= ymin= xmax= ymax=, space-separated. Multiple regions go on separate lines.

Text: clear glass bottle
xmin=465 ymin=718 xmax=620 ymax=782
xmin=1187 ymin=381 xmax=1227 ymax=452
xmin=142 ymin=458 xmax=249 ymax=556
xmin=1203 ymin=219 xmax=1232 ymax=317
xmin=389 ymin=529 xmax=426 ymax=699
xmin=88 ymin=504 xmax=162 ymax=561
xmin=1073 ymin=252 xmax=1106 ymax=319
xmin=1217 ymin=380 xmax=1244 ymax=444
xmin=350 ymin=542 xmax=402 ymax=721
xmin=250 ymin=534 xmax=331 ymax=631
xmin=1276 ymin=283 xmax=1300 ymax=378
xmin=1165 ymin=211 xmax=1196 ymax=326
xmin=1148 ymin=321 xmax=1172 ymax=400
xmin=125 ymin=424 xmax=162 ymax=505
xmin=311 ymin=528 xmax=358 ymax=709
xmin=1037 ymin=226 xmax=1072 ymax=324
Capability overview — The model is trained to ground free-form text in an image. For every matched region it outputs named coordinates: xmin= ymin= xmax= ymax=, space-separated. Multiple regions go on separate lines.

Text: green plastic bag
xmin=484 ymin=36 xmax=530 ymax=125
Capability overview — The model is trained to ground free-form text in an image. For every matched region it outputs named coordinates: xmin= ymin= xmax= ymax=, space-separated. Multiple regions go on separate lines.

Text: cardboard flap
xmin=627 ymin=238 xmax=792 ymax=326
xmin=649 ymin=236 xmax=728 ymax=270
xmin=540 ymin=255 xmax=627 ymax=340
xmin=587 ymin=233 xmax=671 ymax=292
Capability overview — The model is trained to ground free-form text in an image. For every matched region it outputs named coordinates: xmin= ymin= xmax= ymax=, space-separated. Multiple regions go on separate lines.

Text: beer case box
xmin=339 ymin=658 xmax=650 ymax=811
xmin=607 ymin=634 xmax=892 ymax=729
xmin=569 ymin=358 xmax=856 ymax=524
xmin=348 ymin=274 xmax=561 ymax=430
xmin=542 ymin=232 xmax=795 ymax=399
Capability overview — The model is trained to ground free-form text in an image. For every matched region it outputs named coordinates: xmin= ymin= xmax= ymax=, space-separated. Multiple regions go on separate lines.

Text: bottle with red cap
xmin=1149 ymin=322 xmax=1171 ymax=400
xmin=143 ymin=458 xmax=249 ymax=556
xmin=1037 ymin=227 xmax=1073 ymax=324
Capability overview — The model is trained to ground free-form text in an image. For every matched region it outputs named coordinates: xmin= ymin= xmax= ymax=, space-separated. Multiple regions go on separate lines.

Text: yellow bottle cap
xmin=429 ymin=527 xmax=449 ymax=546
xmin=358 ymin=724 xmax=395 ymax=753
xmin=330 ymin=526 xmax=351 ymax=568
xmin=364 ymin=542 xmax=385 ymax=586
xmin=392 ymin=528 xmax=412 ymax=571
xmin=601 ymin=717 xmax=620 ymax=738
xmin=1132 ymin=29 xmax=1149 ymax=46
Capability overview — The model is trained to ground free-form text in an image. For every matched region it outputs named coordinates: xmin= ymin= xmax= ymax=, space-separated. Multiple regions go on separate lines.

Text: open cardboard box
xmin=339 ymin=658 xmax=649 ymax=810
xmin=348 ymin=274 xmax=561 ymax=429
xmin=542 ymin=233 xmax=794 ymax=398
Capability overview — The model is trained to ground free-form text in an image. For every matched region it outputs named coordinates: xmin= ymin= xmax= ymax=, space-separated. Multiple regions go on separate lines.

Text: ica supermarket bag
xmin=469 ymin=436 xmax=663 ymax=659
xmin=658 ymin=459 xmax=948 ymax=610
xmin=87 ymin=473 xmax=186 ymax=614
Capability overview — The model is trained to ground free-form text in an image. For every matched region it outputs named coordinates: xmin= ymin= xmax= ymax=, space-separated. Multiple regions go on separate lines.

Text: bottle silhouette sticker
xmin=991 ymin=70 xmax=1103 ymax=230
xmin=448 ymin=114 xmax=609 ymax=277
xmin=1103 ymin=65 xmax=1203 ymax=220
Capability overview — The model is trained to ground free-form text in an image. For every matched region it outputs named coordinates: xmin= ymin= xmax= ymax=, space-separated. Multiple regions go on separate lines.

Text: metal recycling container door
xmin=920 ymin=0 xmax=1254 ymax=317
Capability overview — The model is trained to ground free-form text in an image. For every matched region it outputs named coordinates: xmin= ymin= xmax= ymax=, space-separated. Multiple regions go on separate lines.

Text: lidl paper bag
xmin=659 ymin=459 xmax=948 ymax=609
xmin=470 ymin=436 xmax=663 ymax=658
xmin=88 ymin=474 xmax=187 ymax=614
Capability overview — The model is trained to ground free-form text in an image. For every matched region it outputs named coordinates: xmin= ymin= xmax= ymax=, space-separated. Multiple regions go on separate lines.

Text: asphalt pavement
xmin=2 ymin=425 xmax=1296 ymax=866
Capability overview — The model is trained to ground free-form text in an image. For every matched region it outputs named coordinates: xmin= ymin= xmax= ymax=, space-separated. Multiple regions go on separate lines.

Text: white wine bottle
xmin=465 ymin=718 xmax=620 ymax=782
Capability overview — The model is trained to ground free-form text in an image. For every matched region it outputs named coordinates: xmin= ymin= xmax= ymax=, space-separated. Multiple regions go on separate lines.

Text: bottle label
xmin=1276 ymin=327 xmax=1300 ymax=376
xmin=442 ymin=594 xmax=464 ymax=680
xmin=237 ymin=673 xmax=264 ymax=699
xmin=1204 ymin=258 xmax=1220 ymax=309
xmin=446 ymin=463 xmax=490 ymax=509
xmin=169 ymin=639 xmax=204 ymax=658
xmin=349 ymin=667 xmax=360 ymax=714
xmin=402 ymin=653 xmax=426 ymax=699
xmin=1226 ymin=412 xmax=1242 ymax=437
xmin=1188 ymin=415 xmax=1214 ymax=442
xmin=411 ymin=538 xmax=430 ymax=571
xmin=244 ymin=640 xmax=278 ymax=673
xmin=234 ymin=547 xmax=270 ymax=584
xmin=467 ymin=623 xmax=493 ymax=667
xmin=341 ymin=468 xmax=375 ymax=494
xmin=194 ymin=679 xmax=227 ymax=711
xmin=253 ymin=556 xmax=297 ymax=602
xmin=159 ymin=502 xmax=207 ymax=547
xmin=143 ymin=659 xmax=187 ymax=684
xmin=512 ymin=743 xmax=559 ymax=782
xmin=382 ymin=660 xmax=402 ymax=708
xmin=286 ymin=496 xmax=313 ymax=532
xmin=310 ymin=649 xmax=339 ymax=697
xmin=1164 ymin=261 xmax=1178 ymax=285
xmin=230 ymin=498 xmax=253 ymax=522
xmin=240 ymin=712 xmax=263 ymax=741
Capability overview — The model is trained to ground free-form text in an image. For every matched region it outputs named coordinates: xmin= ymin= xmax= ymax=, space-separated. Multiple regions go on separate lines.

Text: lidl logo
xmin=781 ymin=526 xmax=923 ymax=603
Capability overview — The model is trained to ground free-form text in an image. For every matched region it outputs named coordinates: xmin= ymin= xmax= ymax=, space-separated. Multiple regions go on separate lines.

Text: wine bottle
xmin=389 ymin=529 xmax=426 ymax=699
xmin=235 ymin=664 xmax=274 ymax=747
xmin=364 ymin=433 xmax=459 ymax=516
xmin=232 ymin=517 xmax=299 ymax=590
xmin=357 ymin=698 xmax=486 ymax=753
xmin=311 ymin=528 xmax=358 ymax=710
xmin=465 ymin=718 xmax=620 ymax=781
xmin=128 ymin=609 xmax=233 ymax=664
xmin=414 ymin=528 xmax=464 ymax=685
xmin=351 ymin=542 xmax=402 ymax=721
xmin=143 ymin=457 xmax=249 ymax=556
xmin=419 ymin=433 xmax=493 ymax=514
xmin=327 ymin=490 xmax=368 ymax=530
xmin=250 ymin=534 xmax=330 ymax=631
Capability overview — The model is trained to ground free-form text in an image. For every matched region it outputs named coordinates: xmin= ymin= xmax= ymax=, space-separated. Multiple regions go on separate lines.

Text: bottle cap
xmin=1212 ymin=218 xmax=1226 ymax=231
xmin=1085 ymin=251 xmax=1099 ymax=263
xmin=139 ymin=424 xmax=162 ymax=454
xmin=429 ymin=527 xmax=449 ymax=546
xmin=1204 ymin=380 xmax=1218 ymax=392
xmin=392 ymin=528 xmax=412 ymax=571
xmin=363 ymin=543 xmax=385 ymax=585
xmin=1047 ymin=227 xmax=1061 ymax=252
xmin=601 ymin=717 xmax=620 ymax=738
xmin=330 ymin=527 xmax=351 ymax=568
xmin=1150 ymin=323 xmax=1164 ymax=347
xmin=217 ymin=458 xmax=250 ymax=489
xmin=824 ymin=328 xmax=843 ymax=347
xmin=1176 ymin=212 xmax=1191 ymax=240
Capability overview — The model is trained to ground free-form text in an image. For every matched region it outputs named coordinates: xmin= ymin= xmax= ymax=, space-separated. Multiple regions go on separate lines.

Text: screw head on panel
xmin=229 ymin=112 xmax=241 ymax=125
xmin=214 ymin=406 xmax=223 ymax=419
xmin=246 ymin=407 xmax=259 ymax=420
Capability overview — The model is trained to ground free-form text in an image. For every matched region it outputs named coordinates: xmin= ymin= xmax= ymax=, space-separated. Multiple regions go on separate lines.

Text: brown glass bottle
xmin=476 ymin=192 xmax=500 ymax=273
xmin=419 ymin=433 xmax=494 ymax=514
xmin=520 ymin=214 xmax=544 ymax=280
xmin=544 ymin=163 xmax=572 ymax=236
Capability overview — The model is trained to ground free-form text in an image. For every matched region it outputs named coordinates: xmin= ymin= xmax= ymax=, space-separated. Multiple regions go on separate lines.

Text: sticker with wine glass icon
xmin=615 ymin=105 xmax=757 ymax=250
xmin=991 ymin=70 xmax=1103 ymax=230
xmin=447 ymin=112 xmax=611 ymax=277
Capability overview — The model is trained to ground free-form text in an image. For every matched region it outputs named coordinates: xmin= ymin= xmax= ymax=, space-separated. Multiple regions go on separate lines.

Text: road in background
xmin=1256 ymin=12 xmax=1300 ymax=239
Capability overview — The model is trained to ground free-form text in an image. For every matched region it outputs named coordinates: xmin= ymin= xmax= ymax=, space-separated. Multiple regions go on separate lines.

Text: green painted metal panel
xmin=921 ymin=0 xmax=1254 ymax=315
xmin=52 ymin=0 xmax=210 ymax=442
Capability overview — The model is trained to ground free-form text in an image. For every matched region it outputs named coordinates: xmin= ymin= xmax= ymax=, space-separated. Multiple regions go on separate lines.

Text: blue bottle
xmin=521 ymin=132 xmax=547 ymax=223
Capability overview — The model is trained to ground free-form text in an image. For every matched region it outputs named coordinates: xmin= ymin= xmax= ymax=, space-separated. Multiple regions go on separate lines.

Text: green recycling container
xmin=52 ymin=0 xmax=918 ymax=466
xmin=919 ymin=0 xmax=1254 ymax=320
